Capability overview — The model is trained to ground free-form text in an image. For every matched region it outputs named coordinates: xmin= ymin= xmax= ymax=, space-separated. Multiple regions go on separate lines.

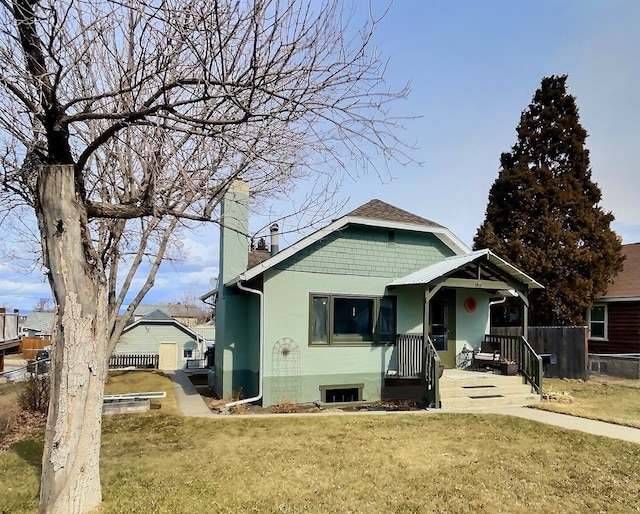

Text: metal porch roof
xmin=388 ymin=249 xmax=543 ymax=290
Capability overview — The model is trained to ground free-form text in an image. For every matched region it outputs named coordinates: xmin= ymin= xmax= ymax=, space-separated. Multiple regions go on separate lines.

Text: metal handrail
xmin=424 ymin=335 xmax=441 ymax=408
xmin=484 ymin=333 xmax=543 ymax=394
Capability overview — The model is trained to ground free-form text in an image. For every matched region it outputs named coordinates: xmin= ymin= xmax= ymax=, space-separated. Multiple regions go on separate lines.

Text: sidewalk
xmin=167 ymin=370 xmax=640 ymax=444
xmin=478 ymin=405 xmax=640 ymax=444
xmin=166 ymin=370 xmax=216 ymax=418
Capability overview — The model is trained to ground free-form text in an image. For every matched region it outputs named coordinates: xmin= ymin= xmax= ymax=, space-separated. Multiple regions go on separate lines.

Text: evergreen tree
xmin=474 ymin=75 xmax=624 ymax=325
xmin=256 ymin=237 xmax=269 ymax=251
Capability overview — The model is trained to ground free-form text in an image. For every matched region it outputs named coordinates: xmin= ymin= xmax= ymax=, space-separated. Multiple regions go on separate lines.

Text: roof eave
xmin=389 ymin=249 xmax=544 ymax=290
xmin=225 ymin=215 xmax=470 ymax=288
xmin=598 ymin=295 xmax=640 ymax=303
xmin=122 ymin=318 xmax=200 ymax=339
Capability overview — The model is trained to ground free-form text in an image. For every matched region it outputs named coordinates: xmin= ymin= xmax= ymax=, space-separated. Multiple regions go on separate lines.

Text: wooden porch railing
xmin=397 ymin=333 xmax=422 ymax=377
xmin=483 ymin=334 xmax=543 ymax=394
xmin=395 ymin=333 xmax=441 ymax=408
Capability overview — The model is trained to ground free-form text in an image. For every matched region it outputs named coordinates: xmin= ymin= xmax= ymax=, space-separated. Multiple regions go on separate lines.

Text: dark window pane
xmin=311 ymin=296 xmax=328 ymax=344
xmin=591 ymin=306 xmax=605 ymax=322
xmin=377 ymin=297 xmax=396 ymax=342
xmin=333 ymin=298 xmax=373 ymax=341
xmin=591 ymin=322 xmax=605 ymax=338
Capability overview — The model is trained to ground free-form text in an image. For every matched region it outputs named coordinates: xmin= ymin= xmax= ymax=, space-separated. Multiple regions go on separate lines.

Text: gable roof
xmin=347 ymin=199 xmax=444 ymax=228
xmin=601 ymin=243 xmax=640 ymax=300
xmin=248 ymin=249 xmax=271 ymax=268
xmin=388 ymin=249 xmax=543 ymax=290
xmin=133 ymin=303 xmax=203 ymax=319
xmin=24 ymin=312 xmax=55 ymax=333
xmin=123 ymin=310 xmax=202 ymax=339
xmin=142 ymin=309 xmax=174 ymax=321
xmin=226 ymin=199 xmax=470 ymax=287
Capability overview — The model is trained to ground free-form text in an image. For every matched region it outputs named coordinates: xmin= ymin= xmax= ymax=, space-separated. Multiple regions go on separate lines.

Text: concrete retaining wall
xmin=589 ymin=354 xmax=640 ymax=380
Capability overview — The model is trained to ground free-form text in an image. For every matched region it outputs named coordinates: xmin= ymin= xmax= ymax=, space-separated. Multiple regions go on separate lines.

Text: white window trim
xmin=588 ymin=304 xmax=608 ymax=341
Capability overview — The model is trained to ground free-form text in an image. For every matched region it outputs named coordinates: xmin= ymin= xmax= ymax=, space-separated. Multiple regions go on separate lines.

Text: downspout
xmin=225 ymin=280 xmax=264 ymax=407
xmin=489 ymin=297 xmax=507 ymax=307
xmin=487 ymin=296 xmax=507 ymax=335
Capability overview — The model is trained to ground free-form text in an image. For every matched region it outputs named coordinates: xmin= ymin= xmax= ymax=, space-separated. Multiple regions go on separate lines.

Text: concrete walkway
xmin=478 ymin=405 xmax=640 ymax=444
xmin=166 ymin=370 xmax=216 ymax=418
xmin=167 ymin=370 xmax=640 ymax=444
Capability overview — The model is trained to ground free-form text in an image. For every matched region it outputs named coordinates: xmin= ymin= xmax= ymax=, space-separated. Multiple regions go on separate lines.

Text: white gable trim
xmin=122 ymin=318 xmax=201 ymax=340
xmin=225 ymin=215 xmax=471 ymax=287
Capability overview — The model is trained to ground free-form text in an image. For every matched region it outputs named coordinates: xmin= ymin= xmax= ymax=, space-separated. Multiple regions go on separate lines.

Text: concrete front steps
xmin=439 ymin=368 xmax=540 ymax=410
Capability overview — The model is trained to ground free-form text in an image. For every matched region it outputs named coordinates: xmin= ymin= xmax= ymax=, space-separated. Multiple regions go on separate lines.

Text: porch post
xmin=522 ymin=292 xmax=529 ymax=338
xmin=423 ymin=285 xmax=443 ymax=356
xmin=422 ymin=288 xmax=430 ymax=382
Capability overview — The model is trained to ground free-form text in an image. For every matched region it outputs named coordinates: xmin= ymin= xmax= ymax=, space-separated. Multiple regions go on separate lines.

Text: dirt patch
xmin=0 ymin=382 xmax=46 ymax=451
xmin=207 ymin=397 xmax=422 ymax=415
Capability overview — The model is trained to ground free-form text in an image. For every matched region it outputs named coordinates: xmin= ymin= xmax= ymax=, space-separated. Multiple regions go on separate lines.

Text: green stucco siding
xmin=261 ymin=270 xmax=399 ymax=406
xmin=214 ymin=286 xmax=260 ymax=399
xmin=277 ymin=226 xmax=454 ymax=278
xmin=454 ymin=289 xmax=492 ymax=355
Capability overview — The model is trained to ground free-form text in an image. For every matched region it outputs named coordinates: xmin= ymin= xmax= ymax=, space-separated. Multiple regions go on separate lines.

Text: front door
xmin=431 ymin=290 xmax=456 ymax=367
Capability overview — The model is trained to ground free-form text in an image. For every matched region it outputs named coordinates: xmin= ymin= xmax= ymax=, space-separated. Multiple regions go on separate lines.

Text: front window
xmin=310 ymin=294 xmax=396 ymax=345
xmin=589 ymin=305 xmax=607 ymax=340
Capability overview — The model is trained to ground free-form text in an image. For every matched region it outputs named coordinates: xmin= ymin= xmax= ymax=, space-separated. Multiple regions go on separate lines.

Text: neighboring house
xmin=132 ymin=303 xmax=206 ymax=327
xmin=588 ymin=242 xmax=640 ymax=353
xmin=112 ymin=309 xmax=205 ymax=371
xmin=22 ymin=311 xmax=55 ymax=337
xmin=209 ymin=181 xmax=543 ymax=407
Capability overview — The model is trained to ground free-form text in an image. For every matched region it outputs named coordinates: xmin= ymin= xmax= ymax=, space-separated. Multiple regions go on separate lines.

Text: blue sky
xmin=2 ymin=0 xmax=639 ymax=312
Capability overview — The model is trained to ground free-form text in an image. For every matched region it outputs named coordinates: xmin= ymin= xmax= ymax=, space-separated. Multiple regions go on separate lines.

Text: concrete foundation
xmin=589 ymin=354 xmax=640 ymax=380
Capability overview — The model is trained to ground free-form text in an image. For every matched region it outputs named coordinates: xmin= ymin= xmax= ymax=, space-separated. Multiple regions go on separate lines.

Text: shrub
xmin=18 ymin=373 xmax=50 ymax=414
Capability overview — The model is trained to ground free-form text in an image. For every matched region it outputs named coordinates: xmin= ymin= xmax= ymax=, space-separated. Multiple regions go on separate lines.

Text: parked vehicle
xmin=27 ymin=348 xmax=50 ymax=374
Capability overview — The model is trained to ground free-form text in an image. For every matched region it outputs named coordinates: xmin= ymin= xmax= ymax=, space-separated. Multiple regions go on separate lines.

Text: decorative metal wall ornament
xmin=271 ymin=337 xmax=301 ymax=403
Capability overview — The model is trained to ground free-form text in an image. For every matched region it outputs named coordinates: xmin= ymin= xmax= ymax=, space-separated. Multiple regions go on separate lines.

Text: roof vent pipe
xmin=270 ymin=223 xmax=279 ymax=256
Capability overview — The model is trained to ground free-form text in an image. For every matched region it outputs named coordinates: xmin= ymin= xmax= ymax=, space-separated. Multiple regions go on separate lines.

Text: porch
xmin=383 ymin=333 xmax=543 ymax=409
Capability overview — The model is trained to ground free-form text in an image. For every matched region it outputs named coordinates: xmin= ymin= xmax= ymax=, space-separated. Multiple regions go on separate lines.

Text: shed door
xmin=158 ymin=342 xmax=178 ymax=371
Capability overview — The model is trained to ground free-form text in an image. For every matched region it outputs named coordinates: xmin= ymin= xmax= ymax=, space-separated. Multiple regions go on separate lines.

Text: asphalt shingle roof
xmin=346 ymin=199 xmax=444 ymax=228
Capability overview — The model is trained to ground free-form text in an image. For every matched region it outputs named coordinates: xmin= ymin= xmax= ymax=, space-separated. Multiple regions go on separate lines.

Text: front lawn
xmin=536 ymin=375 xmax=640 ymax=429
xmin=1 ymin=371 xmax=640 ymax=513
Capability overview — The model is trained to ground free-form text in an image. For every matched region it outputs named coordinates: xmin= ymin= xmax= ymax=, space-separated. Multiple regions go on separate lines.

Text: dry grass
xmin=0 ymin=381 xmax=23 ymax=441
xmin=535 ymin=375 xmax=640 ymax=429
xmin=2 ymin=372 xmax=640 ymax=513
xmin=105 ymin=369 xmax=180 ymax=417
xmin=89 ymin=414 xmax=640 ymax=513
xmin=0 ymin=381 xmax=47 ymax=453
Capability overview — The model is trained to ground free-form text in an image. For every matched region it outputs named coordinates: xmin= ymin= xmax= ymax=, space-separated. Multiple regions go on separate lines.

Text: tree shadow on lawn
xmin=12 ymin=436 xmax=44 ymax=471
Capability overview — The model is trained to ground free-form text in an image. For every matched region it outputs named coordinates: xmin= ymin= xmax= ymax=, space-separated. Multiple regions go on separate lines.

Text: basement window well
xmin=320 ymin=384 xmax=364 ymax=403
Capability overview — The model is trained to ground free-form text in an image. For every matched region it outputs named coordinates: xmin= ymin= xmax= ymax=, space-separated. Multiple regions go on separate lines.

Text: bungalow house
xmin=112 ymin=309 xmax=205 ymax=371
xmin=588 ymin=242 xmax=640 ymax=354
xmin=211 ymin=181 xmax=543 ymax=408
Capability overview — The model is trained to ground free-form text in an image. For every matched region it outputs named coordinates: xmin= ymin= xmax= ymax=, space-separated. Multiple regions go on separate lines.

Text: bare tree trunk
xmin=37 ymin=165 xmax=107 ymax=514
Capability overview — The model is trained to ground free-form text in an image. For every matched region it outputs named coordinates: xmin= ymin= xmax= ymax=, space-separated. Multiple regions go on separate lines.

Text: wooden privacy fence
xmin=109 ymin=354 xmax=159 ymax=369
xmin=491 ymin=326 xmax=588 ymax=379
xmin=20 ymin=337 xmax=51 ymax=360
